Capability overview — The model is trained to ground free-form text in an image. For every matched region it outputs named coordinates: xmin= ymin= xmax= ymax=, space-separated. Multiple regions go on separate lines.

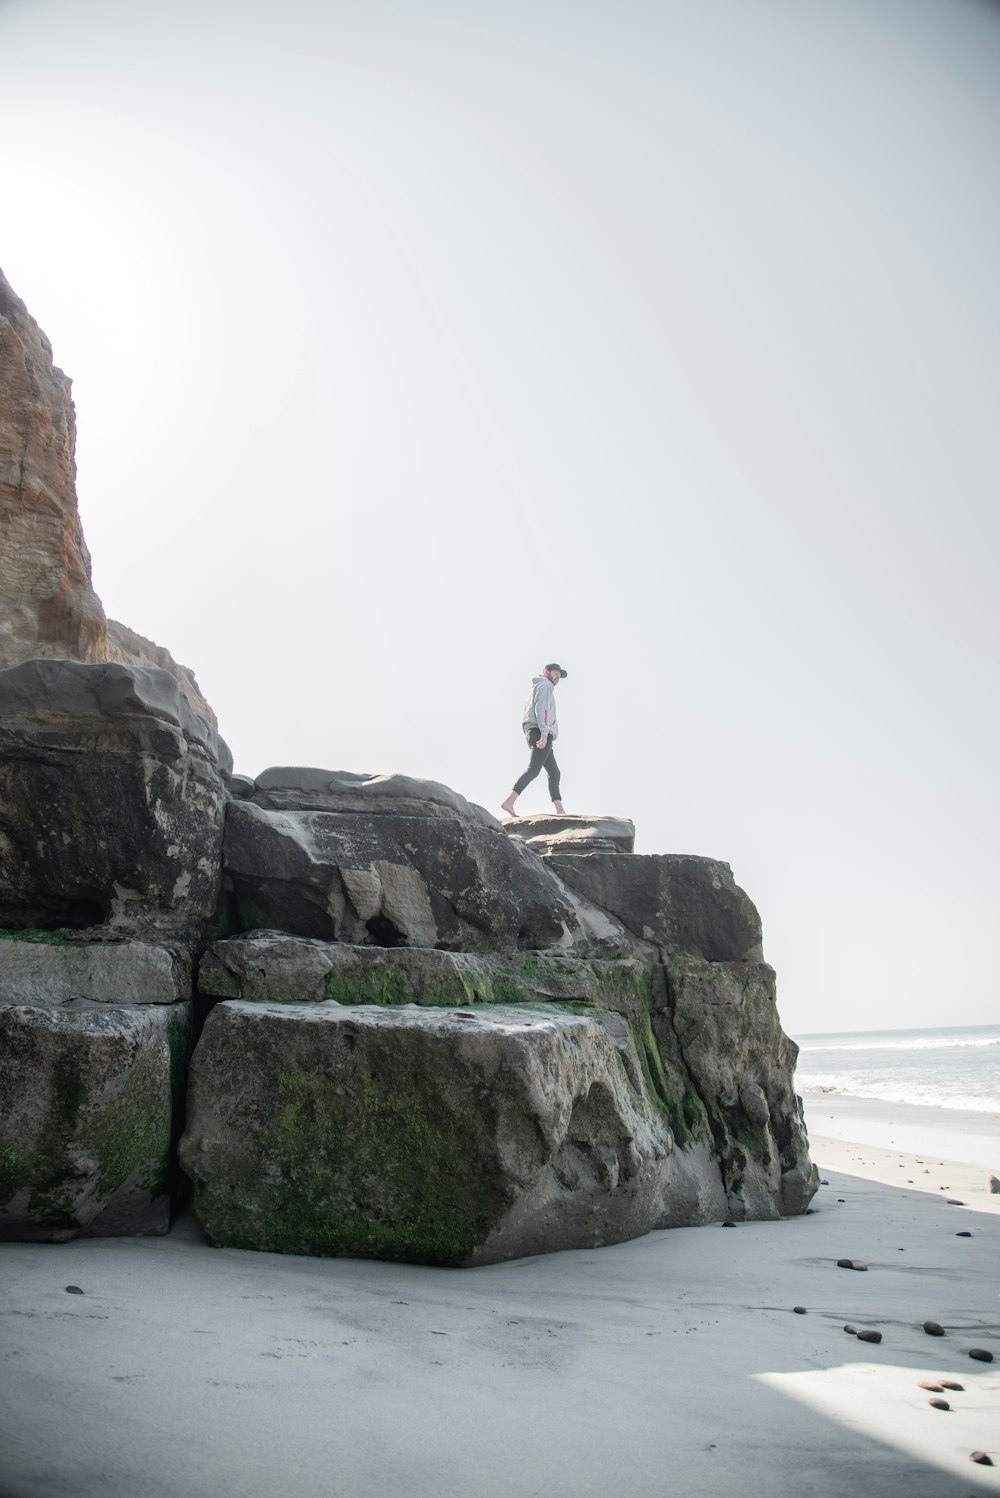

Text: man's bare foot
xmin=553 ymin=801 xmax=565 ymax=814
xmin=500 ymin=796 xmax=518 ymax=817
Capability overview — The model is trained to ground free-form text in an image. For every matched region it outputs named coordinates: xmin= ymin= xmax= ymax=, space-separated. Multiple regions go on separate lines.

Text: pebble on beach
xmin=928 ymin=1398 xmax=950 ymax=1411
xmin=65 ymin=1286 xmax=83 ymax=1295
xmin=955 ymin=1231 xmax=972 ymax=1237
xmin=857 ymin=1330 xmax=883 ymax=1344
xmin=792 ymin=1306 xmax=807 ymax=1315
xmin=836 ymin=1258 xmax=868 ymax=1271
xmin=922 ymin=1321 xmax=945 ymax=1337
xmin=843 ymin=1325 xmax=858 ymax=1336
xmin=969 ymin=1348 xmax=994 ymax=1362
xmin=970 ymin=1452 xmax=994 ymax=1466
xmin=917 ymin=1382 xmax=944 ymax=1392
xmin=939 ymin=1380 xmax=964 ymax=1391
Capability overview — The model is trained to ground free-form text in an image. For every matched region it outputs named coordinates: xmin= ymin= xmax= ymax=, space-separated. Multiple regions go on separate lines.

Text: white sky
xmin=2 ymin=0 xmax=998 ymax=1035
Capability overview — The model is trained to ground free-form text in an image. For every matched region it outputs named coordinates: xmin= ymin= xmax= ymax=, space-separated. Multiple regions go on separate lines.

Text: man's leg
xmin=501 ymin=729 xmax=546 ymax=815
xmin=545 ymin=747 xmax=564 ymax=811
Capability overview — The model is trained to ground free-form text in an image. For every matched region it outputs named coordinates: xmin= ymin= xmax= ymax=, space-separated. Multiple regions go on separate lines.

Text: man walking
xmin=500 ymin=663 xmax=567 ymax=817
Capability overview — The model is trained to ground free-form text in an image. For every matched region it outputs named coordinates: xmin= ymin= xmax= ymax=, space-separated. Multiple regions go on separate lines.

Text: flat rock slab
xmin=503 ymin=814 xmax=636 ymax=856
xmin=0 ymin=1001 xmax=191 ymax=1240
xmin=0 ymin=937 xmax=191 ymax=1006
xmin=180 ymin=999 xmax=719 ymax=1266
xmin=250 ymin=767 xmax=497 ymax=823
xmin=199 ymin=931 xmax=661 ymax=1019
xmin=549 ymin=852 xmax=764 ymax=961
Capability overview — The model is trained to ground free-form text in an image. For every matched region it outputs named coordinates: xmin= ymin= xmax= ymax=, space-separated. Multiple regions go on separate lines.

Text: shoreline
xmin=802 ymin=1091 xmax=1000 ymax=1183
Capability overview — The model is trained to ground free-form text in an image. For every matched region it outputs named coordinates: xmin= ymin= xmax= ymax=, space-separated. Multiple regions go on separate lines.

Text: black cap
xmin=544 ymin=663 xmax=568 ymax=677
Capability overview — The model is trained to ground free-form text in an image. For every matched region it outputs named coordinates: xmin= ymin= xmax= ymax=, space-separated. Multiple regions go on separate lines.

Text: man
xmin=500 ymin=663 xmax=567 ymax=817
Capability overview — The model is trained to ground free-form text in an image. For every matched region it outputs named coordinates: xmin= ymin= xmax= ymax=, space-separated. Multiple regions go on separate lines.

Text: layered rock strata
xmin=186 ymin=928 xmax=816 ymax=1254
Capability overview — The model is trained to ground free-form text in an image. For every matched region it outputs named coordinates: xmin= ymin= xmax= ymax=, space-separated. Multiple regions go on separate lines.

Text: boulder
xmin=0 ymin=269 xmax=217 ymax=728
xmin=660 ymin=958 xmax=818 ymax=1216
xmin=0 ymin=1000 xmax=191 ymax=1240
xmin=0 ymin=659 xmax=231 ymax=935
xmin=200 ymin=930 xmax=661 ymax=1015
xmin=548 ymin=852 xmax=764 ymax=961
xmin=0 ymin=934 xmax=191 ymax=1006
xmin=179 ymin=999 xmax=728 ymax=1265
xmin=223 ymin=769 xmax=638 ymax=955
xmin=503 ymin=813 xmax=635 ymax=855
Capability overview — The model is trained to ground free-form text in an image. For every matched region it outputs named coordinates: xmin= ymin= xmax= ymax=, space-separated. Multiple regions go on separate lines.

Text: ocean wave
xmin=799 ymin=1035 xmax=1000 ymax=1055
xmin=797 ymin=1072 xmax=1000 ymax=1115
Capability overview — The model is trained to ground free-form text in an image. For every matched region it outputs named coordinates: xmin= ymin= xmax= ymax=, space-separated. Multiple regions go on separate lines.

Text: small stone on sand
xmin=857 ymin=1330 xmax=882 ymax=1344
xmin=970 ymin=1452 xmax=994 ymax=1466
xmin=969 ymin=1348 xmax=994 ymax=1362
xmin=956 ymin=1230 xmax=972 ymax=1237
xmin=928 ymin=1398 xmax=950 ymax=1411
xmin=792 ymin=1306 xmax=807 ymax=1315
xmin=836 ymin=1258 xmax=867 ymax=1271
xmin=946 ymin=1199 xmax=964 ymax=1206
xmin=65 ymin=1285 xmax=83 ymax=1295
xmin=917 ymin=1382 xmax=943 ymax=1391
xmin=939 ymin=1380 xmax=964 ymax=1392
xmin=922 ymin=1321 xmax=945 ymax=1337
xmin=843 ymin=1325 xmax=857 ymax=1335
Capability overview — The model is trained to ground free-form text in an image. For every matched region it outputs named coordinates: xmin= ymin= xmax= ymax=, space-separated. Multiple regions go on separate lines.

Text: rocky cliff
xmin=0 ymin=279 xmax=818 ymax=1263
xmin=0 ymin=268 xmax=217 ymax=728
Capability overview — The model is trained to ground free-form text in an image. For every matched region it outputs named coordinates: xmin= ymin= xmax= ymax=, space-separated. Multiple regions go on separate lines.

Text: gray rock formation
xmin=0 ymin=936 xmax=191 ymax=1006
xmin=503 ymin=813 xmax=635 ymax=855
xmin=200 ymin=930 xmax=661 ymax=1010
xmin=0 ymin=998 xmax=191 ymax=1240
xmin=547 ymin=851 xmax=764 ymax=961
xmin=179 ymin=1000 xmax=726 ymax=1266
xmin=224 ymin=769 xmax=635 ymax=955
xmin=0 ymin=659 xmax=231 ymax=935
xmin=656 ymin=958 xmax=817 ymax=1216
xmin=0 ymin=267 xmax=217 ymax=728
xmin=0 ymin=275 xmax=817 ymax=1262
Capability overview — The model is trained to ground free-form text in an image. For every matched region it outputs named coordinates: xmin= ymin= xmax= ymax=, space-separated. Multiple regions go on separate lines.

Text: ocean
xmin=792 ymin=1022 xmax=1000 ymax=1116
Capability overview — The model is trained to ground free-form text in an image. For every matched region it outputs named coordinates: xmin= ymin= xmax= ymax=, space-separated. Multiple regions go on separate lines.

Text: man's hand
xmin=536 ymin=736 xmax=548 ymax=750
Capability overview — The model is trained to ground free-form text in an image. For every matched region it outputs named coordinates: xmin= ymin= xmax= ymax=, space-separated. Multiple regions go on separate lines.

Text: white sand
xmin=2 ymin=1102 xmax=999 ymax=1498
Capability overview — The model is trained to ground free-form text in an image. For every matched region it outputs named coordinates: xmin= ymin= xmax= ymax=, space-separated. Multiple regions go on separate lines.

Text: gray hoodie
xmin=522 ymin=675 xmax=558 ymax=740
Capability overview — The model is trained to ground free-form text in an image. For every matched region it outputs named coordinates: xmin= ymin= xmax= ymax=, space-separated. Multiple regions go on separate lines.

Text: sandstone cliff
xmin=0 ymin=268 xmax=217 ymax=729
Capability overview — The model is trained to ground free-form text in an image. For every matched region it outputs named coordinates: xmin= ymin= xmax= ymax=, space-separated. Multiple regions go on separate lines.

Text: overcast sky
xmin=2 ymin=0 xmax=998 ymax=1035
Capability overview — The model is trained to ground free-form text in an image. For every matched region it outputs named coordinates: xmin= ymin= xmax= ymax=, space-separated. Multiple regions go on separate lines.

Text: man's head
xmin=543 ymin=663 xmax=566 ymax=685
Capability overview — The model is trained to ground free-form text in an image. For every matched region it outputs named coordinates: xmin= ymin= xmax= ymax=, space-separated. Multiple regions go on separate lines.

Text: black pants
xmin=513 ymin=725 xmax=561 ymax=802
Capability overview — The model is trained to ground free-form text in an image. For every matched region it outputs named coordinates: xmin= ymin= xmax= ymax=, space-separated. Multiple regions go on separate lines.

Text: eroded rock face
xmin=224 ymin=769 xmax=637 ymax=955
xmin=0 ymin=268 xmax=217 ymax=728
xmin=179 ymin=1000 xmax=727 ymax=1266
xmin=0 ymin=1000 xmax=191 ymax=1241
xmin=0 ymin=659 xmax=231 ymax=935
xmin=657 ymin=958 xmax=818 ymax=1217
xmin=548 ymin=852 xmax=764 ymax=961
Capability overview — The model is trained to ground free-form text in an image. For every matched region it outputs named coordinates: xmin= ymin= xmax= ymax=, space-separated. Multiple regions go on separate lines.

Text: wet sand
xmin=1 ymin=1104 xmax=998 ymax=1498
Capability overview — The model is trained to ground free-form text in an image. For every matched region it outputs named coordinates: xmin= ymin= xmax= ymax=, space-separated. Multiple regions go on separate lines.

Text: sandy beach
xmin=2 ymin=1091 xmax=998 ymax=1498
